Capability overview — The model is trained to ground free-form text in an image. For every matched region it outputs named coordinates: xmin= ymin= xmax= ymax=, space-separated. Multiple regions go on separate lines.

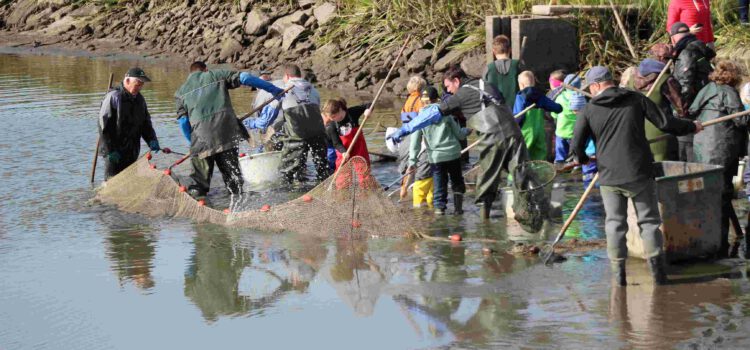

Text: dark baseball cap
xmin=125 ymin=67 xmax=151 ymax=82
xmin=582 ymin=66 xmax=613 ymax=90
xmin=670 ymin=22 xmax=690 ymax=36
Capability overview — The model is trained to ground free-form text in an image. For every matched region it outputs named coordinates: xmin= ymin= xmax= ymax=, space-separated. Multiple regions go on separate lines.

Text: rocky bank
xmin=0 ymin=0 xmax=485 ymax=95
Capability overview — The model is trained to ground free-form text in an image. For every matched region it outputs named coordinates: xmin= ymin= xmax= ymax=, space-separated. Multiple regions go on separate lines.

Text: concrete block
xmin=511 ymin=17 xmax=578 ymax=84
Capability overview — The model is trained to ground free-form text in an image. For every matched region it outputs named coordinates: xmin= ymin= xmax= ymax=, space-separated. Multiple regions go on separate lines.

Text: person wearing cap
xmin=667 ymin=0 xmax=714 ymax=48
xmin=408 ymin=86 xmax=470 ymax=215
xmin=670 ymin=21 xmax=715 ymax=162
xmin=98 ymin=67 xmax=161 ymax=179
xmin=175 ymin=63 xmax=284 ymax=199
xmin=573 ymin=66 xmax=703 ymax=286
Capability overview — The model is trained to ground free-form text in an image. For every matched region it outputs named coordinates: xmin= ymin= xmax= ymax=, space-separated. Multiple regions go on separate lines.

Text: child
xmin=513 ymin=71 xmax=563 ymax=161
xmin=690 ymin=60 xmax=749 ymax=257
xmin=409 ymin=87 xmax=468 ymax=215
xmin=321 ymin=98 xmax=371 ymax=187
xmin=551 ymin=74 xmax=581 ymax=164
xmin=568 ymin=92 xmax=597 ymax=182
xmin=397 ymin=76 xmax=431 ymax=203
xmin=547 ymin=69 xmax=566 ymax=99
xmin=483 ymin=35 xmax=520 ymax=108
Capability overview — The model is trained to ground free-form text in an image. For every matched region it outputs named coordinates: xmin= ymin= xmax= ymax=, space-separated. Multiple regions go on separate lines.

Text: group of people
xmin=98 ymin=10 xmax=750 ymax=287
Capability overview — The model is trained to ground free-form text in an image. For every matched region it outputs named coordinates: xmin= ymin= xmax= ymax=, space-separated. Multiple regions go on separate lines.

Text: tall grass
xmin=323 ymin=0 xmax=747 ymax=73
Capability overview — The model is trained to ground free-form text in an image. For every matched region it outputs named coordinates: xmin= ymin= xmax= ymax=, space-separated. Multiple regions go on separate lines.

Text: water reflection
xmin=326 ymin=237 xmax=386 ymax=316
xmin=106 ymin=228 xmax=157 ymax=290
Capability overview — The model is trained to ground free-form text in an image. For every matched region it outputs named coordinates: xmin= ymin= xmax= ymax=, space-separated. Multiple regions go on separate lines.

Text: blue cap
xmin=563 ymin=74 xmax=581 ymax=89
xmin=582 ymin=66 xmax=612 ymax=90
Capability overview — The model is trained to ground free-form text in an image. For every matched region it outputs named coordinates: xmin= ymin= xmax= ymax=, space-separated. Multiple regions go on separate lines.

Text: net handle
xmin=90 ymin=73 xmax=115 ymax=185
xmin=238 ymin=85 xmax=294 ymax=122
xmin=329 ymin=35 xmax=411 ymax=190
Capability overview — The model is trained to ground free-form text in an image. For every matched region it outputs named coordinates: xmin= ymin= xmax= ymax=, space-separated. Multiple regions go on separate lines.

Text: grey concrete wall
xmin=511 ymin=17 xmax=578 ymax=85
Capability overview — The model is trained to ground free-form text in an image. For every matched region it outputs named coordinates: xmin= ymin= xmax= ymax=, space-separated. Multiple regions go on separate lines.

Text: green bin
xmin=627 ymin=161 xmax=725 ymax=262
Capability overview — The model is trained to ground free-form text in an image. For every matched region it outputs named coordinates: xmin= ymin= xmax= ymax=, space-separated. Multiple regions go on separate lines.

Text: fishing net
xmin=511 ymin=160 xmax=556 ymax=233
xmin=95 ymin=153 xmax=424 ymax=239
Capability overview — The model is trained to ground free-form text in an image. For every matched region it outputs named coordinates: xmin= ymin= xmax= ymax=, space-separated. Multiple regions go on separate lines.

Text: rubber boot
xmin=479 ymin=199 xmax=492 ymax=220
xmin=611 ymin=260 xmax=626 ymax=286
xmin=453 ymin=193 xmax=464 ymax=215
xmin=648 ymin=255 xmax=668 ymax=285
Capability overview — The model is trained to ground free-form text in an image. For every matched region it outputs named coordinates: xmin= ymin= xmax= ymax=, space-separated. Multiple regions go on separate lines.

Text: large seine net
xmin=511 ymin=160 xmax=556 ymax=233
xmin=95 ymin=153 xmax=424 ymax=239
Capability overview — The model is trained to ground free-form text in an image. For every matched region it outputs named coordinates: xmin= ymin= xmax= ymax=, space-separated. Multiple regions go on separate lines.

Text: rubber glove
xmin=178 ymin=116 xmax=192 ymax=144
xmin=461 ymin=128 xmax=472 ymax=137
xmin=386 ymin=129 xmax=405 ymax=144
xmin=107 ymin=151 xmax=121 ymax=164
xmin=148 ymin=140 xmax=161 ymax=153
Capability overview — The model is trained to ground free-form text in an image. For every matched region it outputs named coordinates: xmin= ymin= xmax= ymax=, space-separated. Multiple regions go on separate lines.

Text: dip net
xmin=511 ymin=160 xmax=556 ymax=233
xmin=95 ymin=153 xmax=423 ymax=239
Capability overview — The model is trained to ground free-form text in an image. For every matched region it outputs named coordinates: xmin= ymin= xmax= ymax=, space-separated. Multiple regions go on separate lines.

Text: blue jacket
xmin=513 ymin=87 xmax=563 ymax=127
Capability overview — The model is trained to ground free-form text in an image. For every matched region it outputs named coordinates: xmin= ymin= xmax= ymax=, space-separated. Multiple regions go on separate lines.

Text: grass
xmin=323 ymin=0 xmax=750 ymax=74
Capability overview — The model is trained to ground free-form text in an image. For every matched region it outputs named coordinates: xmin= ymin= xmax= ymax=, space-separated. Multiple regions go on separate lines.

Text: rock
xmin=244 ymin=9 xmax=270 ymax=36
xmin=6 ymin=0 xmax=41 ymax=27
xmin=434 ymin=49 xmax=464 ymax=72
xmin=281 ymin=24 xmax=305 ymax=50
xmin=78 ymin=23 xmax=94 ymax=37
xmin=313 ymin=2 xmax=336 ymax=26
xmin=288 ymin=10 xmax=309 ymax=25
xmin=460 ymin=50 xmax=485 ymax=78
xmin=269 ymin=11 xmax=308 ymax=36
xmin=239 ymin=0 xmax=252 ymax=12
xmin=406 ymin=49 xmax=431 ymax=71
xmin=298 ymin=0 xmax=316 ymax=9
xmin=68 ymin=3 xmax=99 ymax=18
xmin=263 ymin=37 xmax=281 ymax=49
xmin=310 ymin=42 xmax=337 ymax=69
xmin=219 ymin=38 xmax=243 ymax=62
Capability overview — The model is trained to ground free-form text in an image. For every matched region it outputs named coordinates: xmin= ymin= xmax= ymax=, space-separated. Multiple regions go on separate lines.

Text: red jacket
xmin=667 ymin=0 xmax=714 ymax=44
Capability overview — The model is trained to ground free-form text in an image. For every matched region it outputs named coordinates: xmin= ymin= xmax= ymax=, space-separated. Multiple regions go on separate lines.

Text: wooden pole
xmin=609 ymin=0 xmax=637 ymax=60
xmin=645 ymin=59 xmax=673 ymax=99
xmin=90 ymin=73 xmax=115 ymax=185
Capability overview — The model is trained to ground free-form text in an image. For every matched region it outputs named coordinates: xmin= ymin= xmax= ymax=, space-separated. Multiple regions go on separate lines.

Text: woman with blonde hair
xmin=394 ymin=76 xmax=432 ymax=203
xmin=690 ymin=59 xmax=749 ymax=257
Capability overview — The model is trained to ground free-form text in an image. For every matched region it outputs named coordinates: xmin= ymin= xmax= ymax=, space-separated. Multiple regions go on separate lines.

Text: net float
xmin=260 ymin=204 xmax=271 ymax=212
xmin=146 ymin=152 xmax=152 ymax=160
xmin=163 ymin=169 xmax=171 ymax=175
xmin=179 ymin=185 xmax=187 ymax=192
xmin=149 ymin=164 xmax=156 ymax=169
xmin=449 ymin=234 xmax=462 ymax=242
xmin=351 ymin=220 xmax=362 ymax=228
xmin=197 ymin=199 xmax=206 ymax=206
xmin=162 ymin=147 xmax=172 ymax=154
xmin=223 ymin=208 xmax=230 ymax=214
xmin=239 ymin=153 xmax=246 ymax=157
xmin=302 ymin=194 xmax=313 ymax=202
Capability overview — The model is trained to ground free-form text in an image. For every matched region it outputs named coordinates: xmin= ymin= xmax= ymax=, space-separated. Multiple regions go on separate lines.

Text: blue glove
xmin=461 ymin=128 xmax=472 ymax=137
xmin=107 ymin=151 xmax=121 ymax=164
xmin=239 ymin=72 xmax=283 ymax=96
xmin=148 ymin=140 xmax=161 ymax=153
xmin=387 ymin=129 xmax=405 ymax=143
xmin=178 ymin=116 xmax=192 ymax=144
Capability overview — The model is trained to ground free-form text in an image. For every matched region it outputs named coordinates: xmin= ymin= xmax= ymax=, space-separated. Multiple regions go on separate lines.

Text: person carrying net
xmin=321 ymin=98 xmax=372 ymax=189
xmin=175 ymin=61 xmax=284 ymax=200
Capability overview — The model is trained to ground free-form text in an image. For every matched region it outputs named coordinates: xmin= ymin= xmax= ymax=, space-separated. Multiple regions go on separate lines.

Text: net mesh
xmin=511 ymin=161 xmax=556 ymax=233
xmin=95 ymin=153 xmax=425 ymax=239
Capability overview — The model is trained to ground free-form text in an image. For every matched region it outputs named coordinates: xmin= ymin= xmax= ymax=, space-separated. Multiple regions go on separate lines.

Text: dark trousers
xmin=104 ymin=147 xmax=139 ymax=180
xmin=741 ymin=0 xmax=749 ymax=23
xmin=678 ymin=141 xmax=694 ymax=162
xmin=431 ymin=158 xmax=466 ymax=210
xmin=280 ymin=136 xmax=329 ymax=183
xmin=189 ymin=148 xmax=243 ymax=196
xmin=475 ymin=136 xmax=528 ymax=205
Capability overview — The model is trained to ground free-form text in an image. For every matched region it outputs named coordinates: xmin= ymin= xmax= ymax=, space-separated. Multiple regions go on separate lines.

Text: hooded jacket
xmin=667 ymin=0 xmax=715 ymax=44
xmin=673 ymin=35 xmax=715 ymax=106
xmin=277 ymin=77 xmax=326 ymax=140
xmin=573 ymin=87 xmax=696 ymax=186
xmin=99 ymin=84 xmax=157 ymax=157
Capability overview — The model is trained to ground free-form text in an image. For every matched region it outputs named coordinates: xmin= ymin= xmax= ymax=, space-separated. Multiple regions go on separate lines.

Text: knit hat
xmin=638 ymin=58 xmax=666 ymax=76
xmin=670 ymin=22 xmax=690 ymax=36
xmin=563 ymin=74 xmax=581 ymax=89
xmin=569 ymin=93 xmax=587 ymax=111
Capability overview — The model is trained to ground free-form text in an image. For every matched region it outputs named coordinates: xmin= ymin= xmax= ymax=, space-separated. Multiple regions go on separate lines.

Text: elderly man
xmin=573 ymin=66 xmax=702 ymax=286
xmin=98 ymin=67 xmax=161 ymax=179
xmin=175 ymin=63 xmax=283 ymax=199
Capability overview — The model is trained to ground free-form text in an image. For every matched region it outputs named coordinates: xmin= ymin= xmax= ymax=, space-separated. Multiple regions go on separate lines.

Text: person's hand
xmin=107 ymin=151 xmax=121 ymax=164
xmin=406 ymin=165 xmax=416 ymax=174
xmin=461 ymin=127 xmax=473 ymax=137
xmin=363 ymin=108 xmax=373 ymax=119
xmin=689 ymin=23 xmax=703 ymax=34
xmin=387 ymin=130 xmax=404 ymax=143
xmin=694 ymin=120 xmax=704 ymax=133
xmin=148 ymin=140 xmax=161 ymax=153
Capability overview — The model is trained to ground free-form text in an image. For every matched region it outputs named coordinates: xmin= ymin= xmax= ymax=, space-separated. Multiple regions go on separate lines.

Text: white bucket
xmin=239 ymin=151 xmax=282 ymax=185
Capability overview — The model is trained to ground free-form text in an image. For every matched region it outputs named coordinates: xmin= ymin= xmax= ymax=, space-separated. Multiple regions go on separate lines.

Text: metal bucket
xmin=239 ymin=151 xmax=282 ymax=185
xmin=627 ymin=161 xmax=724 ymax=262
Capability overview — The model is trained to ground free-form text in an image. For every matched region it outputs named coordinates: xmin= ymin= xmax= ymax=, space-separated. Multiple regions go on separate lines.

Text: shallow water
xmin=2 ymin=51 xmax=750 ymax=349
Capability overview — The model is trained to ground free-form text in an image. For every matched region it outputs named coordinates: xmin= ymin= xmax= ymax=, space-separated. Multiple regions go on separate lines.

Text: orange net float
xmin=302 ymin=194 xmax=313 ymax=203
xmin=223 ymin=208 xmax=230 ymax=214
xmin=149 ymin=164 xmax=156 ymax=169
xmin=449 ymin=234 xmax=462 ymax=242
xmin=179 ymin=185 xmax=187 ymax=192
xmin=163 ymin=169 xmax=172 ymax=175
xmin=197 ymin=199 xmax=206 ymax=206
xmin=260 ymin=204 xmax=271 ymax=212
xmin=146 ymin=152 xmax=152 ymax=160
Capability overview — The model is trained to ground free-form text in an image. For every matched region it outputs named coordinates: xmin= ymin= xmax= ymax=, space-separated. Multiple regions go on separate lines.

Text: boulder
xmin=269 ymin=11 xmax=308 ymax=36
xmin=282 ymin=24 xmax=305 ymax=50
xmin=239 ymin=0 xmax=252 ymax=12
xmin=434 ymin=49 xmax=464 ymax=72
xmin=219 ymin=38 xmax=243 ymax=62
xmin=298 ymin=0 xmax=316 ymax=9
xmin=406 ymin=49 xmax=431 ymax=71
xmin=263 ymin=37 xmax=281 ymax=49
xmin=68 ymin=3 xmax=99 ymax=18
xmin=244 ymin=10 xmax=271 ymax=36
xmin=310 ymin=42 xmax=337 ymax=69
xmin=6 ymin=0 xmax=41 ymax=27
xmin=313 ymin=2 xmax=336 ymax=26
xmin=460 ymin=50 xmax=485 ymax=78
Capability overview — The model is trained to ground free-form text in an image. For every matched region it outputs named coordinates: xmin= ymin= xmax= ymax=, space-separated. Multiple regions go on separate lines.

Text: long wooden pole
xmin=609 ymin=0 xmax=637 ymax=60
xmin=90 ymin=73 xmax=115 ymax=185
xmin=645 ymin=59 xmax=673 ymax=98
xmin=329 ymin=35 xmax=411 ymax=189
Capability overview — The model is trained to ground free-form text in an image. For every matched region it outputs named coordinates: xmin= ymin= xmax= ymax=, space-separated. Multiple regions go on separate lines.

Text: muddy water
xmin=2 ymin=51 xmax=750 ymax=349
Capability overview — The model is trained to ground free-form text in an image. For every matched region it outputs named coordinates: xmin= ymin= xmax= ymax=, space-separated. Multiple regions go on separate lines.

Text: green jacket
xmin=175 ymin=69 xmax=248 ymax=159
xmin=551 ymin=90 xmax=577 ymax=139
xmin=483 ymin=59 xmax=519 ymax=108
xmin=690 ymin=82 xmax=748 ymax=171
xmin=409 ymin=112 xmax=465 ymax=165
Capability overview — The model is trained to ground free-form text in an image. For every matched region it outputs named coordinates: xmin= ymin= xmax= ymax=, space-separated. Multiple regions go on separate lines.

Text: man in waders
xmin=572 ymin=66 xmax=703 ymax=286
xmin=275 ymin=64 xmax=329 ymax=184
xmin=175 ymin=63 xmax=284 ymax=199
xmin=388 ymin=65 xmax=525 ymax=220
xmin=99 ymin=68 xmax=161 ymax=179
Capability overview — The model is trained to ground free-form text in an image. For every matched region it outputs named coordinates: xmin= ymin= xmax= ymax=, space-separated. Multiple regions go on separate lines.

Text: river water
xmin=2 ymin=51 xmax=750 ymax=349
